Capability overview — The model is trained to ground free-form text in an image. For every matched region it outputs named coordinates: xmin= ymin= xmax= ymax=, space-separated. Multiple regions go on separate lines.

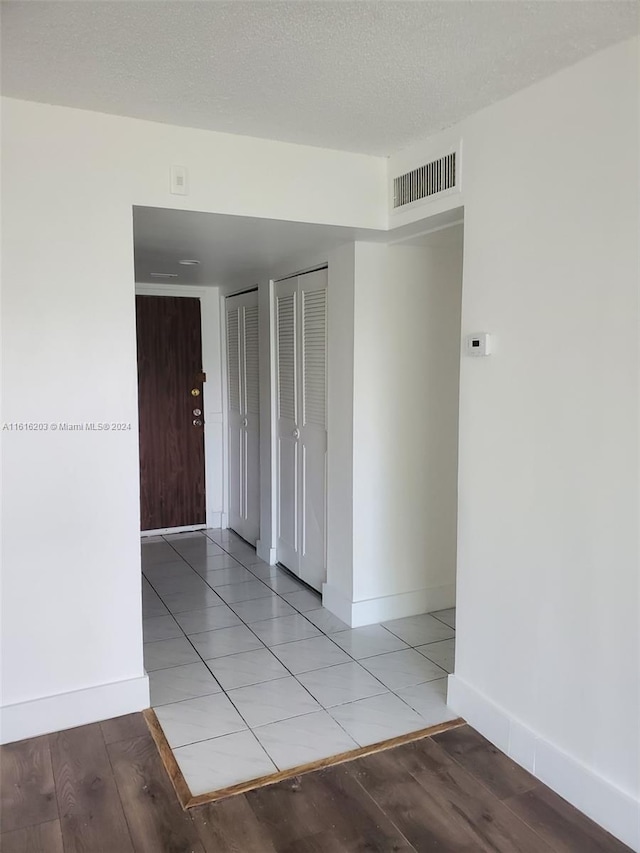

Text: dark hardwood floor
xmin=0 ymin=713 xmax=630 ymax=852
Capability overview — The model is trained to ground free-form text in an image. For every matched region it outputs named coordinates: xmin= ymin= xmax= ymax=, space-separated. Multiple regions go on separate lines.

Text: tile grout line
xmin=146 ymin=537 xmax=367 ymax=755
xmin=156 ymin=531 xmax=351 ymax=771
xmin=143 ymin=530 xmax=456 ymax=776
xmin=148 ymin=532 xmax=347 ymax=756
xmin=144 ymin=537 xmax=453 ymax=760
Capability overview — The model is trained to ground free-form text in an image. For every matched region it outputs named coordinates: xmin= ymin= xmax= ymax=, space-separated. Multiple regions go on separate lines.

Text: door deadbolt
xmin=193 ymin=408 xmax=202 ymax=417
xmin=191 ymin=388 xmax=200 ymax=397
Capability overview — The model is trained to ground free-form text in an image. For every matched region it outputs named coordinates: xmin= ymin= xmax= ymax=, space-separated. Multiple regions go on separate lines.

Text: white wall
xmin=326 ymin=243 xmax=357 ymax=599
xmin=353 ymin=238 xmax=463 ymax=606
xmin=390 ymin=37 xmax=639 ymax=849
xmin=0 ymin=97 xmax=387 ymax=741
xmin=200 ymin=288 xmax=225 ymax=527
xmin=324 ymin=236 xmax=464 ymax=625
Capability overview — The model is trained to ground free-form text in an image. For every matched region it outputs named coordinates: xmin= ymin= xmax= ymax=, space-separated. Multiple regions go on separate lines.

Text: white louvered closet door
xmin=226 ymin=291 xmax=260 ymax=545
xmin=298 ymin=270 xmax=328 ymax=591
xmin=275 ymin=276 xmax=299 ymax=572
xmin=275 ymin=269 xmax=327 ymax=591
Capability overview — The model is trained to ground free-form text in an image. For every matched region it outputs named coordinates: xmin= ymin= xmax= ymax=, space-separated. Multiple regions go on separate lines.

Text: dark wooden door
xmin=136 ymin=296 xmax=205 ymax=530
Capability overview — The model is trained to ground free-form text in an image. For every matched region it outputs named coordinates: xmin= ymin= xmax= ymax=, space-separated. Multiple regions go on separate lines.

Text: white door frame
xmin=135 ymin=283 xmax=224 ymax=531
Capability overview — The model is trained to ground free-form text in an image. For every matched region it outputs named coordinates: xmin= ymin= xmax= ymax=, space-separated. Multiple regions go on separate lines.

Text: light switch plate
xmin=170 ymin=165 xmax=188 ymax=195
xmin=465 ymin=333 xmax=491 ymax=356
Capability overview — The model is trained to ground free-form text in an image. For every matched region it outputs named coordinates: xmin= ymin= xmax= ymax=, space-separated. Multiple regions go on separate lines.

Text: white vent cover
xmin=393 ymin=152 xmax=456 ymax=209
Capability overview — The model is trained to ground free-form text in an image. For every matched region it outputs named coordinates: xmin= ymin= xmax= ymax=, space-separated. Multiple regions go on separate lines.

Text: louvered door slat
xmin=227 ymin=307 xmax=241 ymax=411
xmin=277 ymin=293 xmax=296 ymax=421
xmin=243 ymin=305 xmax=260 ymax=415
xmin=302 ymin=289 xmax=327 ymax=429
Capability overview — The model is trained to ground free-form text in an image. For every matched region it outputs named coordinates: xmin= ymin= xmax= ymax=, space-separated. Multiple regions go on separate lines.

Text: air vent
xmin=393 ymin=152 xmax=456 ymax=209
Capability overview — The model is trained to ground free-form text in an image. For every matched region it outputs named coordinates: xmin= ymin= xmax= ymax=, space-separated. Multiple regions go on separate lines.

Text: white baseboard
xmin=141 ymin=524 xmax=206 ymax=536
xmin=0 ymin=674 xmax=150 ymax=745
xmin=256 ymin=540 xmax=277 ymax=565
xmin=447 ymin=675 xmax=640 ymax=851
xmin=205 ymin=511 xmax=223 ymax=529
xmin=321 ymin=583 xmax=456 ymax=628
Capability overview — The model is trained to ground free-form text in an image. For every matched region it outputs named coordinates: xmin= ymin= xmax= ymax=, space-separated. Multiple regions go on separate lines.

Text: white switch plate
xmin=170 ymin=165 xmax=188 ymax=195
xmin=465 ymin=332 xmax=492 ymax=356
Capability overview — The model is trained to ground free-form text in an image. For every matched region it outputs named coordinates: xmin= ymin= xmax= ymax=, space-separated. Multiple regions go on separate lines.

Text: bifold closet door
xmin=275 ymin=277 xmax=299 ymax=571
xmin=275 ymin=269 xmax=327 ymax=591
xmin=226 ymin=291 xmax=260 ymax=545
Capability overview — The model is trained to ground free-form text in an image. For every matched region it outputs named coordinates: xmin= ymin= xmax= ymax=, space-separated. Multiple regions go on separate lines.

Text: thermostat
xmin=465 ymin=333 xmax=492 ymax=357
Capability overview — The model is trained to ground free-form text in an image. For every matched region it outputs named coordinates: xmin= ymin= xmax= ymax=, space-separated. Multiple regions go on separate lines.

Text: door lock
xmin=193 ymin=408 xmax=202 ymax=417
xmin=191 ymin=388 xmax=200 ymax=397
xmin=193 ymin=418 xmax=203 ymax=427
xmin=292 ymin=428 xmax=300 ymax=439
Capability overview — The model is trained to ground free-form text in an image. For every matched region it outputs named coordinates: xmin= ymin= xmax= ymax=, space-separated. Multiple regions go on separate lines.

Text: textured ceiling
xmin=2 ymin=1 xmax=637 ymax=155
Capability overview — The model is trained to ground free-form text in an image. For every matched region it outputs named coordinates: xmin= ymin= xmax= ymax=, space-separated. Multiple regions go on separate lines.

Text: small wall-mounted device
xmin=170 ymin=165 xmax=188 ymax=195
xmin=465 ymin=333 xmax=492 ymax=357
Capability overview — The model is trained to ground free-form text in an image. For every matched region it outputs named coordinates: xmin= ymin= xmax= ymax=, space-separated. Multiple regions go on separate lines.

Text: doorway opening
xmin=134 ymin=205 xmax=464 ymax=802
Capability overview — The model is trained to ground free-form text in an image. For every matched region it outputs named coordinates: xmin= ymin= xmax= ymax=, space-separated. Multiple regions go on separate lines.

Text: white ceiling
xmin=132 ymin=206 xmax=463 ymax=288
xmin=2 ymin=1 xmax=636 ymax=156
xmin=134 ymin=207 xmax=377 ymax=287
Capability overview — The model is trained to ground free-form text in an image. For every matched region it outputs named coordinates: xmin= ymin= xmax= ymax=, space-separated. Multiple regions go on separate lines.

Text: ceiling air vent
xmin=393 ymin=152 xmax=456 ymax=209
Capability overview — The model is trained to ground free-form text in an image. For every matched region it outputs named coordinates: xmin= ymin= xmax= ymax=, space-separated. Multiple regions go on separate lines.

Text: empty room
xmin=1 ymin=2 xmax=638 ymax=852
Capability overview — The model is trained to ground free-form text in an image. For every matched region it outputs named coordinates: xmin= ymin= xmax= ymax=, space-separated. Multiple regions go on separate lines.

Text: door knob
xmin=193 ymin=408 xmax=202 ymax=417
xmin=242 ymin=417 xmax=248 ymax=427
xmin=193 ymin=418 xmax=203 ymax=427
xmin=292 ymin=428 xmax=300 ymax=439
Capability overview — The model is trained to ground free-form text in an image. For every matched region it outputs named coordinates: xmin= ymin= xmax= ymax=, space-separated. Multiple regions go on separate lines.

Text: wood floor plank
xmin=406 ymin=738 xmax=557 ymax=852
xmin=274 ymin=830 xmax=363 ymax=853
xmin=192 ymin=792 xmax=278 ymax=853
xmin=345 ymin=749 xmax=483 ymax=852
xmin=272 ymin=832 xmax=331 ymax=853
xmin=433 ymin=724 xmax=539 ymax=800
xmin=4 ymin=713 xmax=629 ymax=852
xmin=242 ymin=775 xmax=330 ymax=850
xmin=350 ymin=737 xmax=556 ymax=853
xmin=0 ymin=735 xmax=58 ymax=832
xmin=0 ymin=819 xmax=64 ymax=853
xmin=50 ymin=722 xmax=134 ymax=853
xmin=107 ymin=733 xmax=206 ymax=853
xmin=505 ymin=784 xmax=633 ymax=853
xmin=303 ymin=765 xmax=416 ymax=852
xmin=100 ymin=712 xmax=149 ymax=745
xmin=245 ymin=766 xmax=416 ymax=853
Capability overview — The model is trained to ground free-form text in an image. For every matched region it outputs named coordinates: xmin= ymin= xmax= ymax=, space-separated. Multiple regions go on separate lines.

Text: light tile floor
xmin=142 ymin=529 xmax=457 ymax=796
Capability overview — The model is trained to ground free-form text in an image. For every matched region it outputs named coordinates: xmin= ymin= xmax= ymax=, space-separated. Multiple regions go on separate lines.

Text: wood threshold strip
xmin=143 ymin=707 xmax=466 ymax=810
